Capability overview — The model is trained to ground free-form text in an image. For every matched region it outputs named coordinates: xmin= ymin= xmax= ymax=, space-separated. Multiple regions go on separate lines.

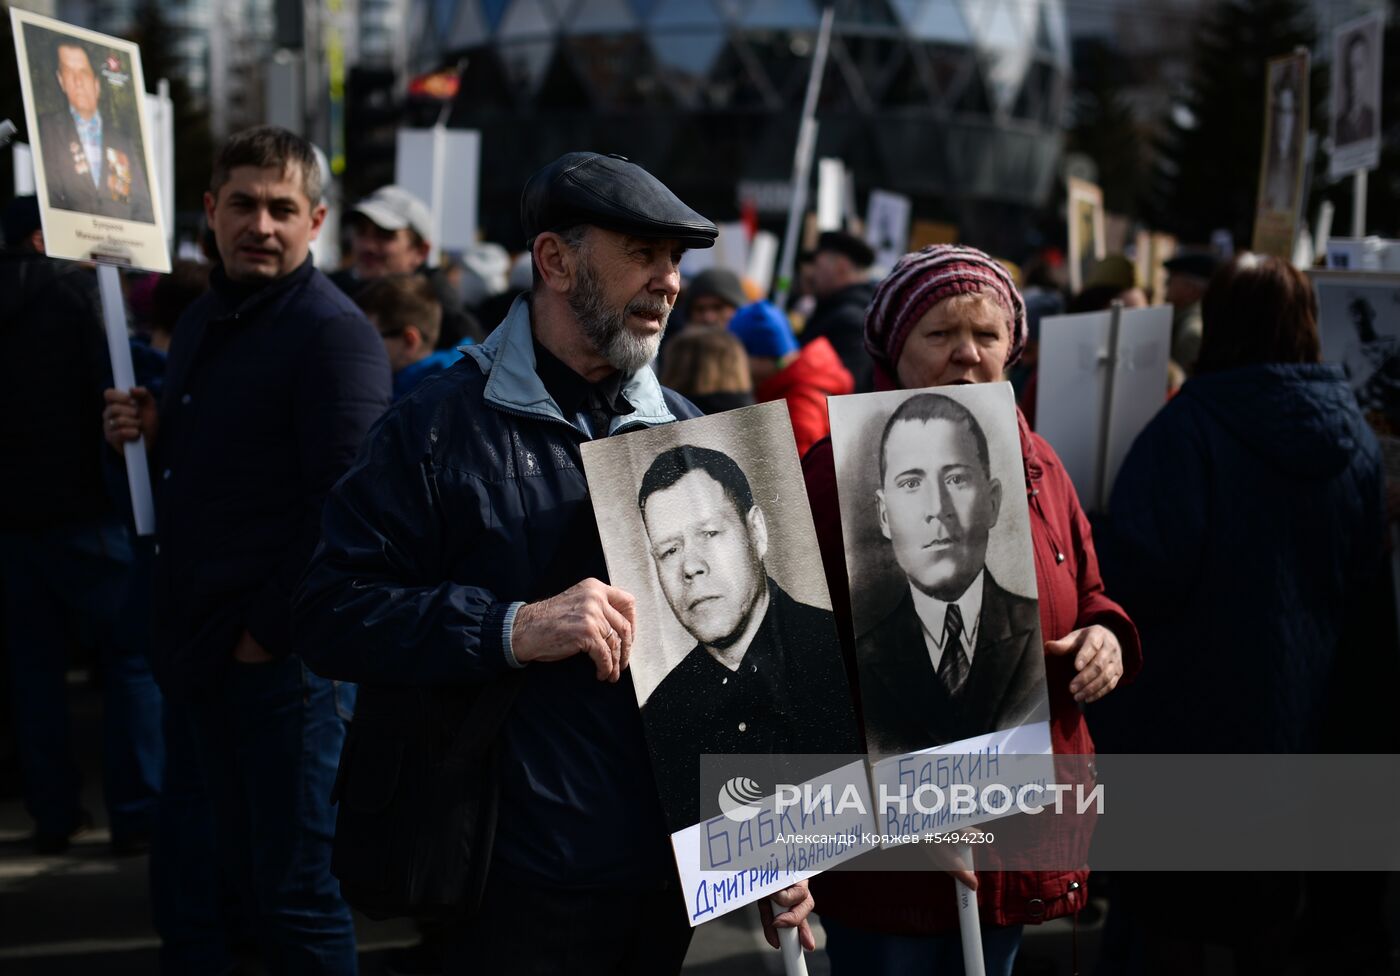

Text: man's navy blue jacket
xmin=294 ymin=296 xmax=700 ymax=891
xmin=152 ymin=258 xmax=391 ymax=697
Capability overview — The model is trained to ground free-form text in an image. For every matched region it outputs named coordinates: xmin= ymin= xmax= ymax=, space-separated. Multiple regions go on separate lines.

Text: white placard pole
xmin=429 ymin=124 xmax=447 ymax=267
xmin=97 ymin=264 xmax=155 ymax=536
xmin=1353 ymin=170 xmax=1368 ymax=238
xmin=773 ymin=5 xmax=835 ymax=308
xmin=1314 ymin=200 xmax=1334 ymax=259
xmin=954 ymin=844 xmax=986 ymax=976
xmin=773 ymin=905 xmax=809 ymax=976
xmin=1094 ymin=302 xmax=1125 ymax=513
xmin=12 ymin=142 xmax=34 ymax=195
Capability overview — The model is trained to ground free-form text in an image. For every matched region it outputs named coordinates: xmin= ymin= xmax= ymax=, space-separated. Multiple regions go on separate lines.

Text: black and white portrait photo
xmin=1330 ymin=11 xmax=1385 ymax=178
xmin=1252 ymin=50 xmax=1310 ymax=259
xmin=582 ymin=402 xmax=860 ymax=832
xmin=828 ymin=384 xmax=1051 ymax=757
xmin=1315 ymin=271 xmax=1400 ymax=442
xmin=1259 ymin=55 xmax=1306 ymax=217
xmin=11 ymin=9 xmax=169 ymax=272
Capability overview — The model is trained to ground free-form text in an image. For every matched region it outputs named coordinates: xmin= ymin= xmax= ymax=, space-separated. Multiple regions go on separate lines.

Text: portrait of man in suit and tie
xmin=30 ymin=34 xmax=155 ymax=223
xmin=1335 ymin=28 xmax=1378 ymax=148
xmin=854 ymin=392 xmax=1049 ymax=756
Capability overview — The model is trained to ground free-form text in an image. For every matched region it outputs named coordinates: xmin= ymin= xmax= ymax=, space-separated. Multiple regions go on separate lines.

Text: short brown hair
xmin=356 ymin=274 xmax=443 ymax=347
xmin=1197 ymin=254 xmax=1320 ymax=373
xmin=209 ymin=126 xmax=322 ymax=205
xmin=658 ymin=329 xmax=752 ymax=398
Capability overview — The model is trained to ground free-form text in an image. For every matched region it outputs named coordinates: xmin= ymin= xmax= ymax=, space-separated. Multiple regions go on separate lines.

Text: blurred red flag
xmin=741 ymin=197 xmax=758 ymax=242
xmin=408 ymin=68 xmax=460 ymax=100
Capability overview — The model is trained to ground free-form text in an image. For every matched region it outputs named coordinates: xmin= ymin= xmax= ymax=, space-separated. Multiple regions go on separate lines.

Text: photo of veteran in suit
xmin=855 ymin=392 xmax=1049 ymax=756
xmin=29 ymin=30 xmax=154 ymax=223
xmin=1335 ymin=25 xmax=1378 ymax=147
xmin=636 ymin=443 xmax=859 ymax=830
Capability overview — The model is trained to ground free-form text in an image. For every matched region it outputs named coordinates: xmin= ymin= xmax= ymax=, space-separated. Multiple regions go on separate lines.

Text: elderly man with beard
xmin=294 ymin=152 xmax=818 ymax=974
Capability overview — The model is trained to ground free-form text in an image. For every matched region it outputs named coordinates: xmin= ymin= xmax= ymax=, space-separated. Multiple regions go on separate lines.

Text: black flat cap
xmin=816 ymin=230 xmax=875 ymax=268
xmin=521 ymin=152 xmax=717 ymax=249
xmin=1163 ymin=252 xmax=1221 ymax=280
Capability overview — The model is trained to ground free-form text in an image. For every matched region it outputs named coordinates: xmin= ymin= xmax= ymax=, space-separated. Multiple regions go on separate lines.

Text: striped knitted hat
xmin=864 ymin=244 xmax=1028 ymax=375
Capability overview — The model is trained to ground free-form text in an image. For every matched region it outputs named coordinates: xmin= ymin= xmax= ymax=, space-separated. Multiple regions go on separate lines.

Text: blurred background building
xmin=388 ymin=0 xmax=1074 ymax=253
xmin=2 ymin=0 xmax=1394 ymax=256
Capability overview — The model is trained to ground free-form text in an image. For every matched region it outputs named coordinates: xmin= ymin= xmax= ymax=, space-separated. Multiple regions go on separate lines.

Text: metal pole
xmin=1352 ymin=169 xmax=1368 ymax=238
xmin=1094 ymin=301 xmax=1124 ymax=513
xmin=773 ymin=6 xmax=836 ymax=308
xmin=98 ymin=265 xmax=156 ymax=536
xmin=954 ymin=845 xmax=986 ymax=976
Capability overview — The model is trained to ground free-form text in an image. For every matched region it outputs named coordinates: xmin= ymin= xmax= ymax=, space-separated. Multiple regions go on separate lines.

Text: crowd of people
xmin=0 ymin=124 xmax=1393 ymax=976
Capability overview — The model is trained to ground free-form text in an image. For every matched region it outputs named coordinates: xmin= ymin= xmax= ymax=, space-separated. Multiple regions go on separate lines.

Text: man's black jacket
xmin=151 ymin=258 xmax=390 ymax=697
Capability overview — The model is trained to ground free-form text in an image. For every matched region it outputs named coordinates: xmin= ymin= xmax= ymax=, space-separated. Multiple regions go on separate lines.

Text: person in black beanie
xmin=803 ymin=230 xmax=877 ymax=392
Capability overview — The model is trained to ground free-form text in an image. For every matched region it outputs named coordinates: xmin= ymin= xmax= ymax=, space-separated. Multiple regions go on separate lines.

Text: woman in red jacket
xmin=802 ymin=244 xmax=1142 ymax=974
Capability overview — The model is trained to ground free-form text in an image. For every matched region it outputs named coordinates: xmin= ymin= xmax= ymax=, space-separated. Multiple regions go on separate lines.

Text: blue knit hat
xmin=728 ymin=301 xmax=798 ymax=359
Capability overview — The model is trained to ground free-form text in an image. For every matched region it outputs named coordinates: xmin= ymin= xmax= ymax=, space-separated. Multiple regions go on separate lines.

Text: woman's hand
xmin=1046 ymin=624 xmax=1123 ymax=703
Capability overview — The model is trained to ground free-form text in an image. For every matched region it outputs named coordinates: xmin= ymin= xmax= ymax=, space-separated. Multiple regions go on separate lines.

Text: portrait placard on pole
xmin=582 ymin=402 xmax=872 ymax=927
xmin=1067 ymin=177 xmax=1105 ymax=295
xmin=11 ymin=9 xmax=162 ymax=533
xmin=1329 ymin=11 xmax=1384 ymax=181
xmin=865 ymin=189 xmax=912 ymax=272
xmin=1034 ymin=305 xmax=1173 ymax=511
xmin=1252 ymin=50 xmax=1310 ymax=259
xmin=1313 ymin=269 xmax=1400 ymax=646
xmin=827 ymin=383 xmax=1055 ymax=832
xmin=10 ymin=8 xmax=170 ymax=272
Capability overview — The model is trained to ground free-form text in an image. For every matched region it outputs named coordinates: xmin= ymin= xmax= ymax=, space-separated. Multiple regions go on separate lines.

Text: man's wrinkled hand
xmin=758 ymin=880 xmax=816 ymax=952
xmin=1046 ymin=624 xmax=1123 ymax=703
xmin=511 ymin=578 xmax=636 ymax=682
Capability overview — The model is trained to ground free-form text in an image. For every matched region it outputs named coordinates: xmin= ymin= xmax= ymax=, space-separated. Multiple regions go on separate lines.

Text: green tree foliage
xmin=1145 ymin=0 xmax=1319 ymax=245
xmin=126 ymin=0 xmax=212 ymax=219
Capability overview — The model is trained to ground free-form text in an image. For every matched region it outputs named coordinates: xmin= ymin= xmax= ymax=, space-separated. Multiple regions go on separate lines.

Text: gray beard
xmin=568 ymin=257 xmax=669 ymax=374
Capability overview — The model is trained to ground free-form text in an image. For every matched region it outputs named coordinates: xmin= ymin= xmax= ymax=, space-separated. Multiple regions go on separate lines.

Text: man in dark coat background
xmin=103 ymin=126 xmax=390 ymax=973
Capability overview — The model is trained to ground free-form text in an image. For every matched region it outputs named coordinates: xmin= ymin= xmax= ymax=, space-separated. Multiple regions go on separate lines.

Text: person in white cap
xmin=330 ymin=184 xmax=483 ymax=345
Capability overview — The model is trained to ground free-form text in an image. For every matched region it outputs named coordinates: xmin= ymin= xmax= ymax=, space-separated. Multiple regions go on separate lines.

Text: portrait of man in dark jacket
xmin=31 ymin=35 xmax=154 ymax=223
xmin=855 ymin=392 xmax=1048 ymax=756
xmin=637 ymin=443 xmax=858 ymax=830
